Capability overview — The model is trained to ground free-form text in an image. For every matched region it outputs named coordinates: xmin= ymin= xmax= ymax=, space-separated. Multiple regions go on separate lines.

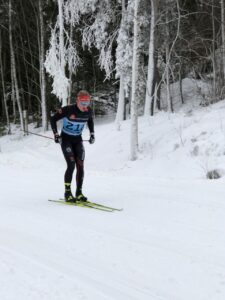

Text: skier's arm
xmin=87 ymin=110 xmax=95 ymax=144
xmin=50 ymin=106 xmax=68 ymax=135
xmin=87 ymin=111 xmax=94 ymax=135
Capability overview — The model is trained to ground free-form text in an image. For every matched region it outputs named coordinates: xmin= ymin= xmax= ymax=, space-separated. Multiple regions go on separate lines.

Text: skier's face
xmin=77 ymin=100 xmax=89 ymax=112
xmin=77 ymin=95 xmax=90 ymax=112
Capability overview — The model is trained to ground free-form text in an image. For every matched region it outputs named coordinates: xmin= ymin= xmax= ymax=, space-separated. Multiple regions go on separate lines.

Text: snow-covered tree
xmin=45 ymin=0 xmax=117 ymax=106
xmin=115 ymin=0 xmax=133 ymax=128
xmin=45 ymin=0 xmax=80 ymax=106
xmin=81 ymin=0 xmax=119 ymax=79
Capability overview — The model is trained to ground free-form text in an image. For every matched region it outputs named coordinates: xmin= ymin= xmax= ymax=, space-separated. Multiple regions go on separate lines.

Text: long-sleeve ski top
xmin=50 ymin=104 xmax=94 ymax=138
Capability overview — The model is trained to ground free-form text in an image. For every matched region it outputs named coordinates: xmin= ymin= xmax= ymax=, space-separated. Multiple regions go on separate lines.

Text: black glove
xmin=89 ymin=133 xmax=95 ymax=144
xmin=54 ymin=133 xmax=61 ymax=144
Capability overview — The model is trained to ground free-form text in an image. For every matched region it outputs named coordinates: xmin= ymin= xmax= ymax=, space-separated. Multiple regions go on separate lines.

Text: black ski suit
xmin=50 ymin=104 xmax=94 ymax=193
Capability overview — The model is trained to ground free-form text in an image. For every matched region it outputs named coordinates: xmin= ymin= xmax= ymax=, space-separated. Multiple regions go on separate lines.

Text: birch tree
xmin=115 ymin=0 xmax=126 ymax=129
xmin=144 ymin=0 xmax=157 ymax=116
xmin=130 ymin=0 xmax=140 ymax=161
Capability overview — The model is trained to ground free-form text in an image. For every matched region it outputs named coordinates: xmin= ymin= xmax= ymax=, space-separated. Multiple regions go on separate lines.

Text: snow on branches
xmin=45 ymin=0 xmax=118 ymax=104
xmin=115 ymin=1 xmax=134 ymax=93
xmin=45 ymin=0 xmax=81 ymax=106
xmin=81 ymin=1 xmax=117 ymax=79
xmin=45 ymin=24 xmax=68 ymax=104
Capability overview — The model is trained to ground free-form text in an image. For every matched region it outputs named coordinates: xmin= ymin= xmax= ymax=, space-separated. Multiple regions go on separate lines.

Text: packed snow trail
xmin=1 ymin=163 xmax=225 ymax=300
xmin=1 ymin=100 xmax=225 ymax=299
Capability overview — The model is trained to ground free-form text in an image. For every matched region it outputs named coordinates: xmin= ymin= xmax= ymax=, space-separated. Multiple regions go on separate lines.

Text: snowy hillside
xmin=1 ymin=98 xmax=225 ymax=300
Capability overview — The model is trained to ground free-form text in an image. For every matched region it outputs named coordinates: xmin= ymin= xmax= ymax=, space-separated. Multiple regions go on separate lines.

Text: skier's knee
xmin=68 ymin=161 xmax=75 ymax=172
xmin=76 ymin=158 xmax=84 ymax=167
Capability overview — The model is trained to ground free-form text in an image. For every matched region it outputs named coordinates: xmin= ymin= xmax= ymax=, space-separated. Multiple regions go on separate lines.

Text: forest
xmin=0 ymin=0 xmax=224 ymax=159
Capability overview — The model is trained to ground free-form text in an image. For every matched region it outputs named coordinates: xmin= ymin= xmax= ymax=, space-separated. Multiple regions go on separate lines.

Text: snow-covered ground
xmin=1 ymin=95 xmax=225 ymax=299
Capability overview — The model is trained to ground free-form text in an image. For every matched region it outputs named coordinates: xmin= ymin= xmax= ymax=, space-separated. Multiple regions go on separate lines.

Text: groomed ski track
xmin=1 ymin=165 xmax=225 ymax=300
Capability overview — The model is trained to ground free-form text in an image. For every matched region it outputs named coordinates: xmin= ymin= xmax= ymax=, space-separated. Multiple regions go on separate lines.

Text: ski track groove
xmin=0 ymin=226 xmax=169 ymax=300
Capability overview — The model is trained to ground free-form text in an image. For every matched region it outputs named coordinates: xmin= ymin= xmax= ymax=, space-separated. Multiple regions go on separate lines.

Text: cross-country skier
xmin=50 ymin=90 xmax=95 ymax=202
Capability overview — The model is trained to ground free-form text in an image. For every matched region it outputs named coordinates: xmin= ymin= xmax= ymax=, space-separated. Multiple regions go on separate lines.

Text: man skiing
xmin=50 ymin=90 xmax=95 ymax=202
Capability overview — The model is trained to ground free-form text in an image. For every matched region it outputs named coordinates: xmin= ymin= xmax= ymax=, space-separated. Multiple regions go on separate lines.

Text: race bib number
xmin=62 ymin=118 xmax=85 ymax=136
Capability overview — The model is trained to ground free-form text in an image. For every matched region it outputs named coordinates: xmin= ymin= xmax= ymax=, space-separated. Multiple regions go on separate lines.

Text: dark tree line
xmin=0 ymin=0 xmax=224 ymax=136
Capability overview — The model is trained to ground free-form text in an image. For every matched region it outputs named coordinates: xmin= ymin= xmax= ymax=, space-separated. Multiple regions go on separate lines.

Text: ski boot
xmin=76 ymin=191 xmax=88 ymax=202
xmin=64 ymin=191 xmax=76 ymax=202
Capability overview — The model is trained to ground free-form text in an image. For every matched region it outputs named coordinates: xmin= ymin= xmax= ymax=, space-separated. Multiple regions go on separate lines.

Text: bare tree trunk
xmin=144 ymin=0 xmax=157 ymax=116
xmin=39 ymin=0 xmax=47 ymax=131
xmin=115 ymin=0 xmax=126 ymax=129
xmin=130 ymin=0 xmax=140 ymax=161
xmin=116 ymin=74 xmax=125 ymax=126
xmin=179 ymin=64 xmax=184 ymax=104
xmin=165 ymin=9 xmax=173 ymax=112
xmin=211 ymin=0 xmax=217 ymax=101
xmin=11 ymin=72 xmax=16 ymax=122
xmin=18 ymin=15 xmax=30 ymax=109
xmin=9 ymin=0 xmax=24 ymax=131
xmin=151 ymin=55 xmax=161 ymax=115
xmin=0 ymin=32 xmax=11 ymax=134
xmin=20 ymin=0 xmax=36 ymax=104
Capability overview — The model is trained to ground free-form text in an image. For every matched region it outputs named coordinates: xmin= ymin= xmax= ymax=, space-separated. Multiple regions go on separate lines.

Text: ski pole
xmin=22 ymin=130 xmax=90 ymax=142
xmin=22 ymin=130 xmax=54 ymax=140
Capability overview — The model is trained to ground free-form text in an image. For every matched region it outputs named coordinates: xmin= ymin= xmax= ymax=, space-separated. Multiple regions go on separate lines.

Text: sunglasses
xmin=79 ymin=100 xmax=90 ymax=107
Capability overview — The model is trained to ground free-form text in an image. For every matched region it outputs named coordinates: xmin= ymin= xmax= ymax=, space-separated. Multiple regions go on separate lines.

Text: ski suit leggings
xmin=61 ymin=138 xmax=85 ymax=192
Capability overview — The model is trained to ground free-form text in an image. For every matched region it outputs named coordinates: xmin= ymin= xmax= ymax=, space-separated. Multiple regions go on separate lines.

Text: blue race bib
xmin=62 ymin=118 xmax=85 ymax=136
